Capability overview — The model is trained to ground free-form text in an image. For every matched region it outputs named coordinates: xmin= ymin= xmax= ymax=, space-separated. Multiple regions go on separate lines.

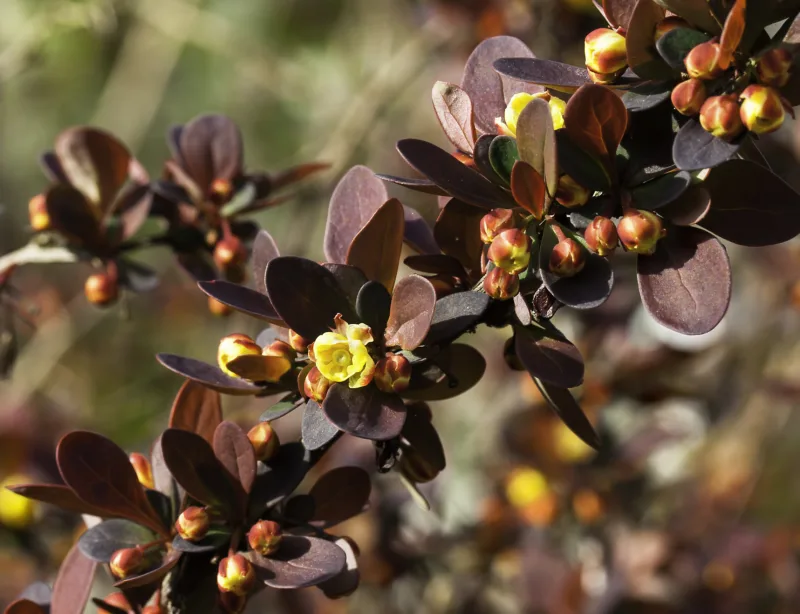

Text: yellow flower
xmin=497 ymin=92 xmax=566 ymax=136
xmin=312 ymin=316 xmax=375 ymax=388
xmin=0 ymin=474 xmax=38 ymax=530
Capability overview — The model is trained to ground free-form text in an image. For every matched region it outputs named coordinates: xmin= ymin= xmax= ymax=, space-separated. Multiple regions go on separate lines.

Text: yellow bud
xmin=175 ymin=506 xmax=211 ymax=541
xmin=685 ymin=41 xmax=723 ymax=80
xmin=555 ymin=175 xmax=590 ymax=208
xmin=479 ymin=208 xmax=517 ymax=244
xmin=617 ymin=209 xmax=665 ymax=255
xmin=739 ymin=84 xmax=785 ymax=135
xmin=549 ymin=238 xmax=586 ymax=277
xmin=584 ymin=216 xmax=618 ymax=256
xmin=373 ymin=354 xmax=412 ymax=393
xmin=584 ymin=28 xmax=628 ymax=76
xmin=303 ymin=365 xmax=332 ymax=402
xmin=671 ymin=79 xmax=707 ymax=116
xmin=247 ymin=422 xmax=280 ymax=462
xmin=208 ymin=296 xmax=233 ymax=317
xmin=699 ymin=94 xmax=744 ymax=141
xmin=129 ymin=453 xmax=155 ymax=490
xmin=110 ymin=547 xmax=147 ymax=579
xmin=217 ymin=554 xmax=256 ymax=596
xmin=247 ymin=520 xmax=282 ymax=556
xmin=756 ymin=48 xmax=793 ymax=88
xmin=84 ymin=272 xmax=119 ymax=307
xmin=487 ymin=229 xmax=531 ymax=274
xmin=483 ymin=267 xmax=519 ymax=300
xmin=214 ymin=236 xmax=246 ymax=270
xmin=28 ymin=194 xmax=51 ymax=232
xmin=0 ymin=475 xmax=38 ymax=530
xmin=288 ymin=329 xmax=312 ymax=353
xmin=498 ymin=91 xmax=566 ymax=135
xmin=217 ymin=334 xmax=262 ymax=378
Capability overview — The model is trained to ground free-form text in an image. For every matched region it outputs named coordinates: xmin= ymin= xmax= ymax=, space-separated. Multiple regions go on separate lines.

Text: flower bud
xmin=756 ymin=48 xmax=793 ymax=87
xmin=549 ymin=238 xmax=585 ymax=277
xmin=262 ymin=340 xmax=296 ymax=363
xmin=739 ymin=84 xmax=785 ymax=134
xmin=214 ymin=236 xmax=246 ymax=269
xmin=175 ymin=506 xmax=210 ymax=541
xmin=217 ymin=554 xmax=256 ymax=596
xmin=84 ymin=271 xmax=119 ymax=307
xmin=487 ymin=229 xmax=531 ymax=274
xmin=699 ymin=94 xmax=744 ymax=140
xmin=587 ymin=67 xmax=625 ymax=84
xmin=617 ymin=209 xmax=665 ymax=255
xmin=247 ymin=520 xmax=282 ymax=556
xmin=210 ymin=178 xmax=233 ymax=202
xmin=654 ymin=16 xmax=690 ymax=43
xmin=110 ymin=547 xmax=147 ymax=579
xmin=671 ymin=78 xmax=707 ymax=115
xmin=497 ymin=91 xmax=567 ymax=135
xmin=572 ymin=488 xmax=605 ymax=525
xmin=208 ymin=296 xmax=233 ymax=317
xmin=247 ymin=422 xmax=280 ymax=462
xmin=483 ymin=267 xmax=519 ymax=300
xmin=98 ymin=592 xmax=131 ymax=613
xmin=373 ymin=354 xmax=412 ymax=393
xmin=479 ymin=209 xmax=517 ymax=244
xmin=555 ymin=175 xmax=590 ymax=208
xmin=288 ymin=329 xmax=311 ymax=353
xmin=584 ymin=28 xmax=628 ymax=76
xmin=129 ymin=453 xmax=155 ymax=490
xmin=218 ymin=334 xmax=262 ymax=377
xmin=685 ymin=41 xmax=723 ymax=80
xmin=303 ymin=365 xmax=331 ymax=402
xmin=28 ymin=194 xmax=51 ymax=232
xmin=584 ymin=216 xmax=619 ymax=256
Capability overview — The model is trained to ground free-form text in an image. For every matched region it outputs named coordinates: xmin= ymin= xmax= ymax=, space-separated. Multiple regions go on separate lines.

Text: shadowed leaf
xmin=516 ymin=97 xmax=558 ymax=198
xmin=718 ymin=0 xmax=746 ymax=69
xmin=404 ymin=254 xmax=467 ymax=279
xmin=555 ymin=131 xmax=611 ymax=192
xmin=511 ymin=161 xmax=546 ymax=219
xmin=260 ymin=397 xmax=305 ymax=422
xmin=318 ymin=538 xmax=360 ymax=598
xmin=43 ymin=185 xmax=102 ymax=247
xmin=514 ymin=323 xmax=584 ymax=388
xmin=374 ymin=174 xmax=447 ymax=196
xmin=172 ymin=531 xmax=229 ymax=554
xmin=322 ymin=384 xmax=407 ymax=441
xmin=488 ymin=136 xmax=519 ymax=185
xmin=655 ymin=27 xmax=711 ymax=70
xmin=384 ymin=275 xmax=437 ymax=350
xmin=157 ymin=354 xmax=263 ymax=396
xmin=660 ymin=184 xmax=711 ymax=226
xmin=655 ymin=0 xmax=720 ymax=32
xmin=626 ymin=0 xmax=674 ymax=79
xmin=494 ymin=58 xmax=640 ymax=92
xmin=114 ymin=550 xmax=182 ymax=590
xmin=197 ymin=280 xmax=281 ymax=323
xmin=322 ymin=264 xmax=368 ymax=311
xmin=310 ymin=467 xmax=371 ymax=527
xmin=622 ymin=81 xmax=674 ymax=112
xmin=213 ymin=421 xmax=257 ymax=494
xmin=534 ymin=379 xmax=600 ymax=449
xmin=672 ymin=118 xmax=743 ymax=171
xmin=403 ymin=205 xmax=440 ymax=255
xmin=252 ymin=230 xmax=280 ymax=295
xmin=603 ymin=0 xmax=637 ymax=28
xmin=249 ymin=536 xmax=346 ymax=589
xmin=637 ymin=225 xmax=731 ymax=335
xmin=434 ymin=199 xmax=485 ymax=272
xmin=401 ymin=406 xmax=446 ymax=478
xmin=404 ymin=344 xmax=486 ymax=401
xmin=565 ymin=84 xmax=628 ymax=177
xmin=51 ymin=543 xmax=97 ymax=614
xmin=178 ymin=114 xmax=243 ymax=194
xmin=78 ymin=519 xmax=155 ymax=563
xmin=168 ymin=379 xmax=222 ymax=444
xmin=474 ymin=134 xmax=507 ymax=186
xmin=346 ymin=198 xmax=405 ymax=292
xmin=301 ymin=401 xmax=340 ymax=451
xmin=425 ymin=291 xmax=490 ymax=345
xmin=630 ymin=171 xmax=692 ymax=209
xmin=356 ymin=281 xmax=391 ymax=341
xmin=432 ymin=81 xmax=476 ymax=153
xmin=249 ymin=442 xmax=309 ymax=511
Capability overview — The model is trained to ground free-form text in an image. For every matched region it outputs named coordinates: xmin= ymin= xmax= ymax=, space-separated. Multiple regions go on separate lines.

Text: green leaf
xmin=488 ymin=136 xmax=520 ymax=186
xmin=655 ymin=27 xmax=711 ymax=70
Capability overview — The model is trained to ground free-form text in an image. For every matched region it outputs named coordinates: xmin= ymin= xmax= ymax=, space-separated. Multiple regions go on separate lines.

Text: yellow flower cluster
xmin=496 ymin=91 xmax=566 ymax=136
xmin=312 ymin=316 xmax=375 ymax=389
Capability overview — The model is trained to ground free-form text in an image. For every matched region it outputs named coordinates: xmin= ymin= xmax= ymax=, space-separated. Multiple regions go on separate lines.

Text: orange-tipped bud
xmin=175 ymin=506 xmax=210 ymax=541
xmin=303 ymin=366 xmax=331 ymax=402
xmin=247 ymin=422 xmax=280 ymax=462
xmin=555 ymin=175 xmax=590 ymax=208
xmin=129 ymin=453 xmax=155 ymax=490
xmin=487 ymin=229 xmax=531 ymax=274
xmin=685 ymin=41 xmax=723 ymax=80
xmin=584 ymin=216 xmax=619 ymax=256
xmin=213 ymin=236 xmax=246 ymax=269
xmin=247 ymin=520 xmax=283 ymax=556
xmin=109 ymin=547 xmax=147 ymax=579
xmin=208 ymin=296 xmax=233 ymax=317
xmin=699 ymin=94 xmax=744 ymax=140
xmin=373 ymin=354 xmax=412 ymax=393
xmin=617 ymin=209 xmax=665 ymax=255
xmin=217 ymin=554 xmax=256 ymax=596
xmin=739 ymin=84 xmax=785 ymax=134
xmin=549 ymin=238 xmax=586 ymax=277
xmin=483 ymin=267 xmax=519 ymax=300
xmin=218 ymin=334 xmax=262 ymax=378
xmin=654 ymin=16 xmax=691 ymax=43
xmin=210 ymin=178 xmax=234 ymax=202
xmin=479 ymin=209 xmax=517 ymax=244
xmin=28 ymin=194 xmax=51 ymax=232
xmin=262 ymin=340 xmax=296 ymax=363
xmin=85 ymin=272 xmax=119 ymax=307
xmin=98 ymin=592 xmax=131 ymax=613
xmin=584 ymin=28 xmax=628 ymax=76
xmin=671 ymin=78 xmax=707 ymax=115
xmin=288 ymin=329 xmax=312 ymax=353
xmin=756 ymin=48 xmax=793 ymax=87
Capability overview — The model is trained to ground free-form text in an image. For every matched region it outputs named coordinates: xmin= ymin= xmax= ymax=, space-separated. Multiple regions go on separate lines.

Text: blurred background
xmin=3 ymin=0 xmax=800 ymax=612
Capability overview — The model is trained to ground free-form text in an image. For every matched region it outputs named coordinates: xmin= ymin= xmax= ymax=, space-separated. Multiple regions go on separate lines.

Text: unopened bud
xmin=487 ymin=229 xmax=531 ymax=274
xmin=617 ymin=209 xmax=665 ymax=255
xmin=479 ymin=208 xmax=517 ymax=244
xmin=572 ymin=488 xmax=605 ymax=525
xmin=214 ymin=236 xmax=246 ymax=269
xmin=175 ymin=506 xmax=210 ymax=541
xmin=303 ymin=366 xmax=331 ymax=402
xmin=109 ymin=547 xmax=147 ymax=579
xmin=685 ymin=41 xmax=723 ymax=80
xmin=217 ymin=554 xmax=256 ymax=596
xmin=218 ymin=334 xmax=262 ymax=378
xmin=28 ymin=194 xmax=51 ymax=232
xmin=483 ymin=267 xmax=520 ymax=300
xmin=262 ymin=340 xmax=296 ymax=363
xmin=373 ymin=354 xmax=412 ymax=393
xmin=98 ymin=592 xmax=131 ymax=613
xmin=247 ymin=520 xmax=282 ymax=556
xmin=288 ymin=329 xmax=311 ymax=353
xmin=549 ymin=238 xmax=585 ymax=277
xmin=588 ymin=67 xmax=625 ymax=84
xmin=84 ymin=272 xmax=119 ymax=307
xmin=739 ymin=84 xmax=785 ymax=134
xmin=247 ymin=422 xmax=280 ymax=462
xmin=210 ymin=178 xmax=233 ymax=202
xmin=208 ymin=296 xmax=233 ymax=317
xmin=671 ymin=78 xmax=707 ymax=115
xmin=584 ymin=28 xmax=628 ymax=76
xmin=584 ymin=216 xmax=618 ymax=256
xmin=555 ymin=175 xmax=590 ymax=208
xmin=699 ymin=94 xmax=744 ymax=140
xmin=129 ymin=453 xmax=154 ymax=490
xmin=654 ymin=16 xmax=691 ymax=43
xmin=756 ymin=48 xmax=793 ymax=87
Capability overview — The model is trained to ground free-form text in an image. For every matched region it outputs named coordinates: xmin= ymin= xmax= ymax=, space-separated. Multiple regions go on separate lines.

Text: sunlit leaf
xmin=178 ymin=114 xmax=243 ymax=194
xmin=346 ymin=198 xmax=405 ymax=292
xmin=718 ymin=0 xmax=746 ymax=69
xmin=511 ymin=161 xmax=546 ymax=219
xmin=213 ymin=421 xmax=257 ymax=494
xmin=516 ymin=97 xmax=558 ymax=198
xmin=514 ymin=323 xmax=584 ymax=388
xmin=301 ymin=401 xmax=340 ymax=451
xmin=384 ymin=275 xmax=437 ymax=350
xmin=157 ymin=354 xmax=263 ymax=396
xmin=168 ymin=379 xmax=222 ymax=444
xmin=249 ymin=536 xmax=346 ymax=589
xmin=51 ymin=543 xmax=97 ymax=614
xmin=432 ymin=81 xmax=476 ymax=153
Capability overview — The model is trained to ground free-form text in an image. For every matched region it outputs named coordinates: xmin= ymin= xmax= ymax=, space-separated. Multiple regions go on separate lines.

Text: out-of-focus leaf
xmin=213 ymin=421 xmax=257 ymax=494
xmin=157 ymin=354 xmax=263 ymax=396
xmin=51 ymin=543 xmax=97 ymax=614
xmin=252 ymin=230 xmax=280 ymax=295
xmin=434 ymin=199 xmax=485 ymax=273
xmin=269 ymin=162 xmax=329 ymax=192
xmin=534 ymin=379 xmax=600 ymax=450
xmin=424 ymin=291 xmax=490 ymax=345
xmin=5 ymin=600 xmax=45 ymax=614
xmin=672 ymin=118 xmax=742 ymax=171
xmin=384 ymin=275 xmax=436 ymax=351
xmin=78 ymin=519 xmax=155 ymax=563
xmin=630 ymin=171 xmax=692 ymax=209
xmin=43 ymin=185 xmax=102 ymax=247
xmin=168 ymin=379 xmax=222 ymax=445
xmin=301 ymin=401 xmax=340 ymax=451
xmin=718 ymin=0 xmax=746 ymax=69
xmin=565 ymin=84 xmax=628 ymax=177
xmin=249 ymin=536 xmax=346 ymax=589
xmin=637 ymin=225 xmax=731 ymax=335
xmin=654 ymin=0 xmax=720 ymax=32
xmin=7 ymin=484 xmax=110 ymax=518
xmin=659 ymin=184 xmax=711 ymax=226
xmin=322 ymin=384 xmax=407 ymax=441
xmin=655 ymin=27 xmax=711 ymax=70
xmin=432 ymin=81 xmax=476 ymax=153
xmin=511 ymin=161 xmax=546 ymax=219
xmin=516 ymin=97 xmax=558 ymax=198
xmin=178 ymin=114 xmax=243 ymax=193
xmin=346 ymin=198 xmax=404 ymax=292
xmin=514 ymin=323 xmax=584 ymax=388
xmin=197 ymin=280 xmax=281 ymax=323
xmin=309 ymin=467 xmax=371 ymax=527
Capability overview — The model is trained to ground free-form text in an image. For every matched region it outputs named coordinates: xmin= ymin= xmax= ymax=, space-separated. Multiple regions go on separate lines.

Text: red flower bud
xmin=479 ymin=208 xmax=517 ymax=244
xmin=247 ymin=422 xmax=280 ymax=462
xmin=84 ymin=271 xmax=119 ymax=307
xmin=98 ymin=592 xmax=131 ymax=613
xmin=247 ymin=520 xmax=283 ymax=556
xmin=756 ymin=48 xmax=793 ymax=87
xmin=208 ymin=296 xmax=233 ymax=317
xmin=584 ymin=216 xmax=619 ymax=256
xmin=487 ymin=229 xmax=531 ymax=274
xmin=555 ymin=175 xmax=590 ymax=208
xmin=210 ymin=178 xmax=233 ymax=203
xmin=617 ymin=209 xmax=665 ymax=255
xmin=483 ymin=267 xmax=520 ymax=300
xmin=584 ymin=29 xmax=628 ymax=76
xmin=175 ymin=506 xmax=211 ymax=541
xmin=109 ymin=547 xmax=147 ymax=579
xmin=739 ymin=84 xmax=785 ymax=134
xmin=303 ymin=365 xmax=331 ymax=402
xmin=671 ymin=79 xmax=707 ymax=115
xmin=288 ymin=329 xmax=312 ymax=353
xmin=373 ymin=354 xmax=412 ymax=393
xmin=129 ymin=453 xmax=154 ymax=490
xmin=262 ymin=340 xmax=296 ymax=363
xmin=685 ymin=41 xmax=723 ymax=80
xmin=218 ymin=334 xmax=262 ymax=377
xmin=654 ymin=16 xmax=691 ymax=43
xmin=699 ymin=94 xmax=744 ymax=141
xmin=28 ymin=194 xmax=51 ymax=232
xmin=217 ymin=554 xmax=256 ymax=596
xmin=214 ymin=236 xmax=246 ymax=269
xmin=549 ymin=238 xmax=586 ymax=277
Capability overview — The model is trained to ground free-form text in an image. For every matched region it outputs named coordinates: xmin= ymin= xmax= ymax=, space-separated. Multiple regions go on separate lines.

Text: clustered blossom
xmin=311 ymin=315 xmax=375 ymax=388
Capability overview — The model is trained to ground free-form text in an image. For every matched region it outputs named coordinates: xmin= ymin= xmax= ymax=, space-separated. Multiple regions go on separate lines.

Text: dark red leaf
xmin=384 ymin=275 xmax=436 ymax=351
xmin=400 ymin=407 xmax=446 ymax=477
xmin=156 ymin=354 xmax=263 ymax=396
xmin=78 ymin=519 xmax=156 ymax=562
xmin=432 ymin=81 xmax=476 ymax=153
xmin=425 ymin=291 xmax=490 ymax=345
xmin=637 ymin=226 xmax=731 ymax=335
xmin=197 ymin=280 xmax=282 ymax=323
xmin=403 ymin=205 xmax=441 ymax=256
xmin=672 ymin=118 xmax=742 ymax=171
xmin=375 ymin=174 xmax=448 ymax=196
xmin=309 ymin=467 xmax=371 ymax=527
xmin=658 ymin=0 xmax=720 ymax=32
xmin=324 ymin=166 xmax=388 ymax=264
xmin=493 ymin=58 xmax=640 ymax=92
xmin=321 ymin=384 xmax=407 ymax=441
xmin=603 ymin=0 xmax=637 ymax=29
xmin=318 ymin=538 xmax=360 ymax=598
xmin=301 ymin=400 xmax=340 ymax=451
xmin=168 ymin=379 xmax=222 ymax=444
xmin=718 ymin=0 xmax=746 ymax=69
xmin=511 ymin=161 xmax=546 ymax=219
xmin=433 ymin=199 xmax=485 ymax=273
xmin=252 ymin=229 xmax=280 ymax=295
xmin=322 ymin=263 xmax=368 ymax=310
xmin=5 ymin=600 xmax=45 ymax=614
xmin=43 ymin=185 xmax=102 ymax=247
xmin=404 ymin=344 xmax=486 ymax=401
xmin=534 ymin=379 xmax=600 ymax=450
xmin=178 ymin=114 xmax=243 ymax=194
xmin=213 ymin=421 xmax=257 ymax=494
xmin=514 ymin=324 xmax=584 ymax=388
xmin=516 ymin=97 xmax=558 ymax=199
xmin=659 ymin=184 xmax=711 ymax=226
xmin=626 ymin=0 xmax=674 ymax=79
xmin=355 ymin=281 xmax=391 ymax=340
xmin=51 ymin=542 xmax=97 ymax=614
xmin=269 ymin=162 xmax=329 ymax=192
xmin=346 ymin=198 xmax=405 ymax=292
xmin=249 ymin=442 xmax=309 ymax=510
xmin=249 ymin=535 xmax=346 ymax=589
xmin=404 ymin=254 xmax=467 ymax=279
xmin=112 ymin=182 xmax=152 ymax=242
xmin=7 ymin=484 xmax=110 ymax=518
